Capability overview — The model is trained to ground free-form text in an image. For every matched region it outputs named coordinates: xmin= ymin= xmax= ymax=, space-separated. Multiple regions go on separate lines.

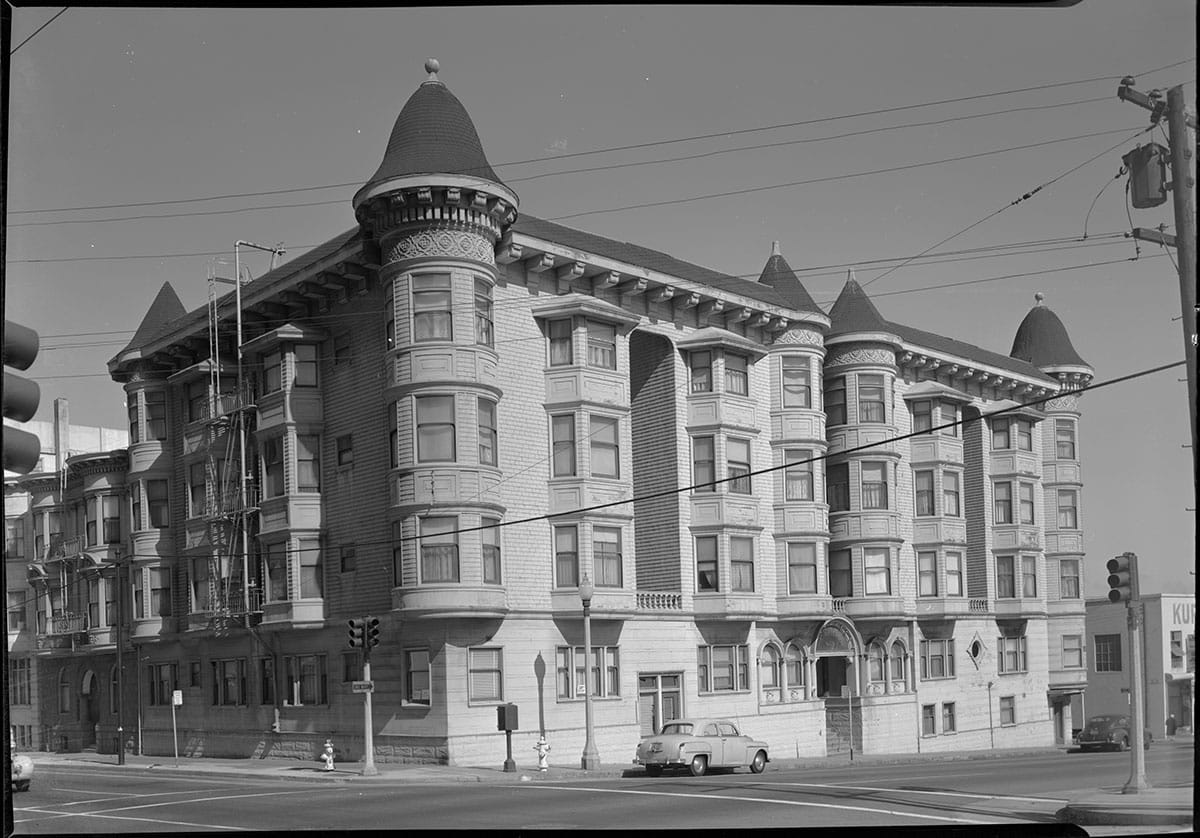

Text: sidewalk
xmin=29 ymin=736 xmax=1193 ymax=827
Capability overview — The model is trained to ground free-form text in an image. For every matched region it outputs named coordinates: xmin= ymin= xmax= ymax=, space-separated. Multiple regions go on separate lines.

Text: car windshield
xmin=1087 ymin=716 xmax=1121 ymax=725
xmin=659 ymin=723 xmax=693 ymax=736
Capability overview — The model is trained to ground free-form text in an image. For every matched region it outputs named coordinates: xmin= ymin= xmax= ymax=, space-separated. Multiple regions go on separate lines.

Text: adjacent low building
xmin=8 ymin=60 xmax=1098 ymax=765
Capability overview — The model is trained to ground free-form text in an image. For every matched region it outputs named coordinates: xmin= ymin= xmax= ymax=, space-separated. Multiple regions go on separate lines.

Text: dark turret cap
xmin=1010 ymin=292 xmax=1090 ymax=370
xmin=757 ymin=241 xmax=823 ymax=315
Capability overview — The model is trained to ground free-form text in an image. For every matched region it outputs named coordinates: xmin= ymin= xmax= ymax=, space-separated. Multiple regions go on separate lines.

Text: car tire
xmin=645 ymin=765 xmax=664 ymax=777
xmin=688 ymin=755 xmax=708 ymax=777
xmin=15 ymin=780 xmax=29 ymax=792
xmin=749 ymin=750 xmax=767 ymax=774
xmin=1114 ymin=736 xmax=1128 ymax=752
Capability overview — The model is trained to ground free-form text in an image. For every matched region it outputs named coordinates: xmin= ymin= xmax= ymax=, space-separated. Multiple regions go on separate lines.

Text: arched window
xmin=58 ymin=668 xmax=70 ymax=714
xmin=890 ymin=640 xmax=906 ymax=683
xmin=867 ymin=643 xmax=886 ymax=682
xmin=784 ymin=644 xmax=804 ymax=698
xmin=760 ymin=645 xmax=782 ymax=702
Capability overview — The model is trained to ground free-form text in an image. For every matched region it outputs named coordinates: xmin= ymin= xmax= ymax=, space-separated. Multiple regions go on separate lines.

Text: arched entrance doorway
xmin=80 ymin=670 xmax=99 ymax=748
xmin=814 ymin=619 xmax=863 ymax=755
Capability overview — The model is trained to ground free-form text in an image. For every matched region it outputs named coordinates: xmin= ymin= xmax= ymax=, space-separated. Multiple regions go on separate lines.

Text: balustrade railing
xmin=636 ymin=592 xmax=683 ymax=611
xmin=969 ymin=599 xmax=989 ymax=612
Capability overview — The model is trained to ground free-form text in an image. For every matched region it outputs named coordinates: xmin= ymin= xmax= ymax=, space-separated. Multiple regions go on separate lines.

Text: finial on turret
xmin=1035 ymin=292 xmax=1045 ymax=305
xmin=425 ymin=58 xmax=440 ymax=81
xmin=771 ymin=241 xmax=781 ymax=257
xmin=847 ymin=268 xmax=858 ymax=284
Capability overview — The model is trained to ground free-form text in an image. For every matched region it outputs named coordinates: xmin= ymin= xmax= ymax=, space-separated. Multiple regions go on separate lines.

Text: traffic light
xmin=366 ymin=616 xmax=381 ymax=648
xmin=1106 ymin=552 xmax=1140 ymax=603
xmin=347 ymin=618 xmax=364 ymax=648
xmin=3 ymin=319 xmax=42 ymax=475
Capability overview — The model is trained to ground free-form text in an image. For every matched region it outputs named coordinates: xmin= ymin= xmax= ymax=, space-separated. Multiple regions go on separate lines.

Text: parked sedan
xmin=1077 ymin=714 xmax=1152 ymax=752
xmin=634 ymin=718 xmax=769 ymax=776
xmin=9 ymin=731 xmax=33 ymax=792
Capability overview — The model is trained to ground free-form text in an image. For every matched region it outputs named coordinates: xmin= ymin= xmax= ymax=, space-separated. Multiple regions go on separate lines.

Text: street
xmin=9 ymin=742 xmax=1192 ymax=833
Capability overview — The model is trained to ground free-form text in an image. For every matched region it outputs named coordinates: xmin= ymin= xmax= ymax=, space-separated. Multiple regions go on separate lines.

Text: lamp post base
xmin=580 ymin=748 xmax=600 ymax=770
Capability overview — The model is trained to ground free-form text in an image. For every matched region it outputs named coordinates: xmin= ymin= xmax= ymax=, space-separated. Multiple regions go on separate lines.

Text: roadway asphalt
xmin=22 ymin=733 xmax=1194 ymax=828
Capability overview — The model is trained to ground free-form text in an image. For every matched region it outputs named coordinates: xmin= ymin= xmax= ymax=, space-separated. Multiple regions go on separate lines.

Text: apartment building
xmin=8 ymin=60 xmax=1095 ymax=764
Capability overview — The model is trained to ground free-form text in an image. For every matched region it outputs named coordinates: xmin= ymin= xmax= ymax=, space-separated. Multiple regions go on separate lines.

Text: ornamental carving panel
xmin=773 ymin=327 xmax=824 ymax=347
xmin=385 ymin=228 xmax=495 ymax=266
xmin=1044 ymin=395 xmax=1078 ymax=412
xmin=826 ymin=347 xmax=896 ymax=367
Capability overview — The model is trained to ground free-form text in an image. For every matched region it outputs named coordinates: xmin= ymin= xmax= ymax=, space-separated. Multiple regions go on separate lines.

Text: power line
xmin=10 ymin=8 xmax=67 ymax=55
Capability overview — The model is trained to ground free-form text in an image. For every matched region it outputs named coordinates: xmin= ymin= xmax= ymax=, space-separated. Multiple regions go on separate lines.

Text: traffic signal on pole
xmin=366 ymin=616 xmax=381 ymax=648
xmin=3 ymin=320 xmax=42 ymax=475
xmin=1106 ymin=552 xmax=1140 ymax=603
xmin=347 ymin=618 xmax=364 ymax=648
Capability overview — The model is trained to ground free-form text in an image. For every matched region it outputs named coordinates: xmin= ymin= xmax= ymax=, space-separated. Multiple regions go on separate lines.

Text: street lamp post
xmin=113 ymin=549 xmax=125 ymax=765
xmin=579 ymin=575 xmax=600 ymax=770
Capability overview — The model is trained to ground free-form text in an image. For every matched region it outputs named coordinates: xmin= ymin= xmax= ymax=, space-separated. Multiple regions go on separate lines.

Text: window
xmin=587 ymin=321 xmax=616 ymax=369
xmin=388 ymin=403 xmax=398 ymax=470
xmin=1019 ymin=482 xmax=1035 ymax=525
xmin=263 ymin=351 xmax=283 ymax=394
xmin=333 ymin=332 xmax=352 ymax=365
xmin=890 ymin=642 xmax=905 ymax=681
xmin=263 ymin=437 xmax=284 ymax=498
xmin=284 ymin=654 xmax=327 ymax=706
xmin=946 ymin=551 xmax=964 ymax=597
xmin=784 ymin=450 xmax=813 ymax=501
xmin=787 ymin=543 xmax=817 ymax=594
xmin=6 ymin=517 xmax=25 ymax=559
xmin=920 ymin=639 xmax=955 ymax=679
xmin=419 ymin=517 xmax=458 ymax=583
xmin=468 ymin=647 xmax=503 ymax=702
xmin=412 ymin=274 xmax=452 ymax=341
xmin=994 ymin=482 xmax=1013 ymax=524
xmin=858 ymin=374 xmax=885 ymax=423
xmin=150 ymin=567 xmax=171 ymax=617
xmin=825 ymin=376 xmax=846 ymax=425
xmin=342 ymin=652 xmax=362 ymax=683
xmin=1062 ymin=635 xmax=1084 ymax=669
xmin=128 ymin=393 xmax=140 ymax=443
xmin=762 ymin=645 xmax=783 ymax=690
xmin=297 ymin=435 xmax=321 ymax=492
xmin=998 ymin=636 xmax=1027 ymax=674
xmin=731 ymin=537 xmax=754 ymax=592
xmin=189 ymin=463 xmax=207 ymax=517
xmin=58 ymin=668 xmax=71 ymax=713
xmin=864 ymin=547 xmax=891 ymax=595
xmin=590 ymin=415 xmax=620 ymax=478
xmin=548 ymin=319 xmax=572 ymax=366
xmin=1170 ymin=631 xmax=1183 ymax=669
xmin=693 ymin=436 xmax=715 ymax=492
xmin=557 ymin=645 xmax=620 ymax=699
xmin=1056 ymin=419 xmax=1076 ymax=459
xmin=337 ymin=435 xmax=354 ymax=467
xmin=696 ymin=535 xmax=718 ymax=592
xmin=406 ymin=650 xmax=431 ymax=705
xmin=148 ymin=663 xmax=178 ymax=707
xmin=134 ymin=568 xmax=147 ymax=619
xmin=942 ymin=702 xmax=957 ymax=733
xmin=912 ymin=400 xmax=932 ymax=434
xmin=943 ymin=471 xmax=961 ymax=517
xmin=212 ymin=658 xmax=247 ymax=706
xmin=918 ymin=551 xmax=938 ymax=597
xmin=782 ymin=356 xmax=810 ymax=408
xmin=1094 ymin=634 xmax=1123 ymax=672
xmin=1057 ymin=490 xmax=1078 ymax=529
xmin=727 ymin=438 xmax=751 ymax=494
xmin=145 ymin=390 xmax=167 ymax=440
xmin=993 ymin=417 xmax=1032 ymax=451
xmin=9 ymin=658 xmax=31 ymax=704
xmin=481 ymin=518 xmax=501 ymax=585
xmin=915 ymin=470 xmax=935 ymax=516
xmin=298 ymin=539 xmax=322 ymax=598
xmin=385 ymin=296 xmax=395 ymax=352
xmin=259 ymin=658 xmax=275 ymax=706
xmin=593 ymin=527 xmax=622 ymax=588
xmin=295 ymin=344 xmax=318 ymax=387
xmin=697 ymin=644 xmax=750 ymax=693
xmin=922 ymin=704 xmax=937 ymax=736
xmin=725 ymin=353 xmax=748 ymax=395
xmin=265 ymin=542 xmax=286 ymax=602
xmin=103 ymin=496 xmax=121 ymax=543
xmin=999 ymin=695 xmax=1016 ymax=726
xmin=827 ymin=462 xmax=849 ymax=511
xmin=861 ymin=462 xmax=888 ymax=509
xmin=8 ymin=590 xmax=27 ymax=631
xmin=941 ymin=402 xmax=959 ymax=437
xmin=147 ymin=480 xmax=170 ymax=529
xmin=996 ymin=555 xmax=1016 ymax=598
xmin=1021 ymin=555 xmax=1037 ymax=598
xmin=340 ymin=545 xmax=356 ymax=573
xmin=478 ymin=399 xmax=498 ymax=466
xmin=690 ymin=350 xmax=712 ymax=393
xmin=474 ymin=279 xmax=494 ymax=347
xmin=192 ymin=556 xmax=211 ymax=610
xmin=1059 ymin=559 xmax=1080 ymax=599
xmin=391 ymin=522 xmax=403 ymax=588
xmin=551 ymin=414 xmax=576 ymax=477
xmin=829 ymin=549 xmax=852 ymax=598
xmin=190 ymin=660 xmax=201 ymax=688
xmin=416 ymin=395 xmax=456 ymax=462
xmin=555 ymin=526 xmax=579 ymax=588
xmin=785 ymin=645 xmax=804 ymax=690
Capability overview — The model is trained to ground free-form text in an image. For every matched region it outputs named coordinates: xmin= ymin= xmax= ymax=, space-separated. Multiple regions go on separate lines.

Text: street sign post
xmin=171 ymin=690 xmax=182 ymax=767
xmin=351 ymin=681 xmax=374 ymax=694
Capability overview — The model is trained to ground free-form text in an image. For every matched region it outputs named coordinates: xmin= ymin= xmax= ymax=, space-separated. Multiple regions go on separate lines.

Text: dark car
xmin=1077 ymin=714 xmax=1152 ymax=752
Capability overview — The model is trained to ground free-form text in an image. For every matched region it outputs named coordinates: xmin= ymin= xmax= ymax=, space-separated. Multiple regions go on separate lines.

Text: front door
xmin=817 ymin=656 xmax=850 ymax=697
xmin=638 ymin=673 xmax=682 ymax=736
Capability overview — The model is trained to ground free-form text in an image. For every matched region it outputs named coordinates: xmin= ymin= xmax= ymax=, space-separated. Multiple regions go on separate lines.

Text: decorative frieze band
xmin=773 ymin=327 xmax=824 ymax=347
xmin=1043 ymin=394 xmax=1079 ymax=412
xmin=825 ymin=347 xmax=896 ymax=367
xmin=384 ymin=227 xmax=496 ymax=267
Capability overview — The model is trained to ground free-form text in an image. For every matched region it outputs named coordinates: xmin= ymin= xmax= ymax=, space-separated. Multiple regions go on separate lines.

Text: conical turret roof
xmin=118 ymin=282 xmax=186 ymax=356
xmin=827 ymin=271 xmax=893 ymax=336
xmin=1010 ymin=293 xmax=1090 ymax=369
xmin=757 ymin=241 xmax=822 ymax=314
xmin=361 ymin=59 xmax=506 ymax=192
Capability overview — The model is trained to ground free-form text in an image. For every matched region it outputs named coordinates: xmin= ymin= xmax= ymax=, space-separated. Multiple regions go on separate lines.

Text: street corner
xmin=1055 ymin=786 xmax=1195 ymax=828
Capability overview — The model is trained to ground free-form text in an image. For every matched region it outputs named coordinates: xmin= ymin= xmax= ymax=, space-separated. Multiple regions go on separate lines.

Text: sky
xmin=5 ymin=3 xmax=1196 ymax=600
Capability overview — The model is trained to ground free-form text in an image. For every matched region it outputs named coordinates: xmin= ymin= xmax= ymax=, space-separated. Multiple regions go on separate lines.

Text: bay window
xmin=548 ymin=319 xmax=572 ymax=366
xmin=416 ymin=395 xmax=456 ymax=462
xmin=690 ymin=350 xmax=712 ymax=393
xmin=858 ymin=374 xmax=885 ymax=423
xmin=730 ymin=536 xmax=754 ymax=592
xmin=474 ymin=279 xmax=494 ymax=347
xmin=297 ymin=435 xmax=321 ymax=492
xmin=587 ymin=320 xmax=616 ymax=369
xmin=825 ymin=376 xmax=846 ymax=425
xmin=787 ymin=543 xmax=817 ymax=594
xmin=419 ymin=517 xmax=459 ymax=583
xmin=828 ymin=549 xmax=852 ymax=598
xmin=915 ymin=470 xmax=935 ymax=516
xmin=593 ymin=527 xmax=622 ymax=588
xmin=551 ymin=414 xmax=577 ymax=477
xmin=589 ymin=414 xmax=619 ymax=478
xmin=412 ymin=274 xmax=452 ymax=341
xmin=1057 ymin=489 xmax=1078 ymax=528
xmin=727 ymin=438 xmax=751 ymax=494
xmin=861 ymin=462 xmax=888 ymax=509
xmin=696 ymin=536 xmax=718 ymax=591
xmin=864 ymin=547 xmax=891 ymax=595
xmin=298 ymin=538 xmax=322 ymax=597
xmin=693 ymin=436 xmax=715 ymax=492
xmin=946 ymin=551 xmax=964 ymax=596
xmin=918 ymin=551 xmax=937 ymax=597
xmin=555 ymin=526 xmax=579 ymax=588
xmin=784 ymin=449 xmax=813 ymax=501
xmin=725 ymin=353 xmax=748 ymax=395
xmin=782 ymin=355 xmax=810 ymax=407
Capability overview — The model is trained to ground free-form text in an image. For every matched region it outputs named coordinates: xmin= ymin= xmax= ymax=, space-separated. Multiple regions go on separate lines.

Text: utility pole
xmin=114 ymin=548 xmax=125 ymax=765
xmin=1118 ymin=79 xmax=1198 ymax=491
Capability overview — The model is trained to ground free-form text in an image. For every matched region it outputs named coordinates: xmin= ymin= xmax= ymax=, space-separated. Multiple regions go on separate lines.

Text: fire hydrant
xmin=321 ymin=739 xmax=335 ymax=772
xmin=533 ymin=735 xmax=551 ymax=771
